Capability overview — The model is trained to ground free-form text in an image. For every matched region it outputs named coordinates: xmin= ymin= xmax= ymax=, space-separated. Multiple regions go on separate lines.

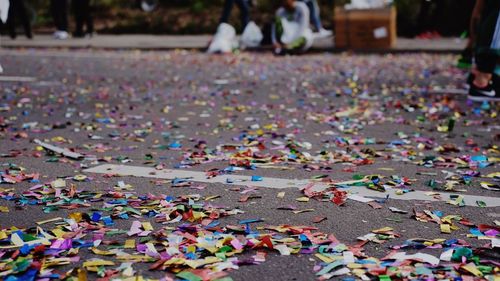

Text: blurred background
xmin=0 ymin=0 xmax=476 ymax=37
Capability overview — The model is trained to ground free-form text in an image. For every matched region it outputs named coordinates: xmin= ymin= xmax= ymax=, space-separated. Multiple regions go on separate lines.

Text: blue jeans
xmin=301 ymin=0 xmax=323 ymax=31
xmin=220 ymin=0 xmax=250 ymax=30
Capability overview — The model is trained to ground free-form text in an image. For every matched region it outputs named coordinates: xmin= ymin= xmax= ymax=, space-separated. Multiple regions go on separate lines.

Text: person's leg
xmin=475 ymin=10 xmax=500 ymax=84
xmin=51 ymin=0 xmax=61 ymax=31
xmin=7 ymin=1 xmax=17 ymax=39
xmin=431 ymin=0 xmax=445 ymax=35
xmin=60 ymin=0 xmax=68 ymax=32
xmin=273 ymin=17 xmax=284 ymax=44
xmin=272 ymin=17 xmax=285 ymax=54
xmin=469 ymin=2 xmax=500 ymax=101
xmin=220 ymin=0 xmax=235 ymax=24
xmin=416 ymin=0 xmax=433 ymax=36
xmin=304 ymin=0 xmax=322 ymax=31
xmin=17 ymin=0 xmax=32 ymax=38
xmin=235 ymin=0 xmax=250 ymax=30
xmin=73 ymin=0 xmax=84 ymax=36
xmin=85 ymin=0 xmax=94 ymax=34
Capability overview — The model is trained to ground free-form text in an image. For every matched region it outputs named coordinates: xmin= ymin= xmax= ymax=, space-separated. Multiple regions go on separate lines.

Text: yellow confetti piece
xmin=83 ymin=259 xmax=115 ymax=268
xmin=461 ymin=263 xmax=483 ymax=277
xmin=36 ymin=217 xmax=63 ymax=225
xmin=205 ymin=195 xmax=220 ymax=201
xmin=77 ymin=268 xmax=87 ymax=281
xmin=51 ymin=229 xmax=66 ymax=238
xmin=488 ymin=157 xmax=500 ymax=163
xmin=10 ymin=233 xmax=25 ymax=246
xmin=277 ymin=192 xmax=285 ymax=198
xmin=185 ymin=256 xmax=221 ymax=269
xmin=315 ymin=254 xmax=335 ymax=263
xmin=485 ymin=172 xmax=500 ymax=178
xmin=440 ymin=224 xmax=451 ymax=234
xmin=142 ymin=222 xmax=153 ymax=231
xmin=73 ymin=175 xmax=87 ymax=181
xmin=372 ymin=227 xmax=393 ymax=233
xmin=42 ymin=258 xmax=72 ymax=268
xmin=295 ymin=197 xmax=310 ymax=202
xmin=115 ymin=255 xmax=152 ymax=262
xmin=0 ymin=206 xmax=8 ymax=213
xmin=448 ymin=195 xmax=465 ymax=206
xmin=347 ymin=263 xmax=363 ymax=269
xmin=124 ymin=239 xmax=135 ymax=249
xmin=51 ymin=179 xmax=66 ymax=188
xmin=192 ymin=211 xmax=206 ymax=221
xmin=91 ymin=248 xmax=115 ymax=256
xmin=69 ymin=213 xmax=83 ymax=222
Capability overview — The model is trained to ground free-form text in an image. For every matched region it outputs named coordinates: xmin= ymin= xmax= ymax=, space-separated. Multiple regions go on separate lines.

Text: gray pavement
xmin=1 ymin=34 xmax=468 ymax=52
xmin=0 ymin=49 xmax=498 ymax=281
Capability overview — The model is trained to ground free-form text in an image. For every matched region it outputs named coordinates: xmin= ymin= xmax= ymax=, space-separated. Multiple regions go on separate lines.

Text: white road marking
xmin=0 ymin=76 xmax=37 ymax=82
xmin=84 ymin=164 xmax=500 ymax=207
xmin=426 ymin=89 xmax=468 ymax=95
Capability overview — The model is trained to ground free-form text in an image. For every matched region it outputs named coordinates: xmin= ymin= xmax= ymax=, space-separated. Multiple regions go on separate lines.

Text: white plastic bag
xmin=280 ymin=19 xmax=314 ymax=51
xmin=240 ymin=21 xmax=263 ymax=48
xmin=345 ymin=0 xmax=391 ymax=9
xmin=207 ymin=23 xmax=238 ymax=54
xmin=0 ymin=0 xmax=9 ymax=23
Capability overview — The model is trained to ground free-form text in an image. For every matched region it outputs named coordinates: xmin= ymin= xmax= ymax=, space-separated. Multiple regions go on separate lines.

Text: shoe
xmin=457 ymin=48 xmax=473 ymax=69
xmin=53 ymin=30 xmax=69 ymax=40
xmin=274 ymin=47 xmax=285 ymax=56
xmin=468 ymin=73 xmax=500 ymax=102
xmin=73 ymin=32 xmax=85 ymax=38
xmin=317 ymin=28 xmax=333 ymax=38
xmin=415 ymin=31 xmax=432 ymax=39
xmin=430 ymin=31 xmax=441 ymax=39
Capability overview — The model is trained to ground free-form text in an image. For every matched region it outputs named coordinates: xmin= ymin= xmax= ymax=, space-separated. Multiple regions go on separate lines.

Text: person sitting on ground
xmin=468 ymin=0 xmax=500 ymax=102
xmin=300 ymin=0 xmax=332 ymax=38
xmin=6 ymin=0 xmax=32 ymax=39
xmin=272 ymin=0 xmax=313 ymax=55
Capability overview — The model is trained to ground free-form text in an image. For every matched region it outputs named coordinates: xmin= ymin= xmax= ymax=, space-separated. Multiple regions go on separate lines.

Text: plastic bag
xmin=0 ymin=0 xmax=9 ymax=23
xmin=345 ymin=0 xmax=392 ymax=9
xmin=207 ymin=23 xmax=238 ymax=54
xmin=280 ymin=19 xmax=314 ymax=51
xmin=240 ymin=21 xmax=263 ymax=48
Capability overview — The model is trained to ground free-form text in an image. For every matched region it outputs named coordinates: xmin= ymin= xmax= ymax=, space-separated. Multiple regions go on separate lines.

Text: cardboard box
xmin=334 ymin=6 xmax=396 ymax=49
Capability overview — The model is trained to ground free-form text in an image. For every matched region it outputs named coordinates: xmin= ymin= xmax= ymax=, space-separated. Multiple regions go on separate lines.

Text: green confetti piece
xmin=176 ymin=271 xmax=203 ymax=281
xmin=379 ymin=275 xmax=392 ymax=281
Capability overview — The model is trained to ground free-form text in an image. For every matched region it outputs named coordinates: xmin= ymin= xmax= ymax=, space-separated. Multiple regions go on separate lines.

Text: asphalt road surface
xmin=0 ymin=49 xmax=498 ymax=281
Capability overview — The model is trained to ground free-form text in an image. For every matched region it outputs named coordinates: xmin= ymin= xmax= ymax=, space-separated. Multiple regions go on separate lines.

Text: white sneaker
xmin=54 ymin=30 xmax=69 ymax=40
xmin=318 ymin=28 xmax=333 ymax=38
